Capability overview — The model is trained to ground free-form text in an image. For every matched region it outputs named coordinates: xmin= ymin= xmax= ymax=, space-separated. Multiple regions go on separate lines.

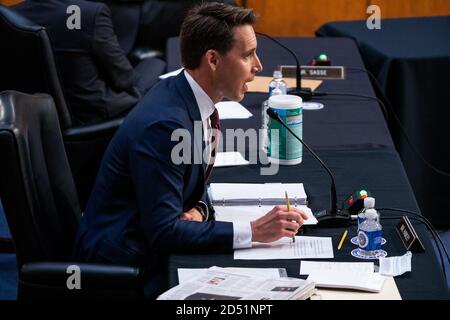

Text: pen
xmin=285 ymin=191 xmax=295 ymax=243
xmin=337 ymin=230 xmax=348 ymax=250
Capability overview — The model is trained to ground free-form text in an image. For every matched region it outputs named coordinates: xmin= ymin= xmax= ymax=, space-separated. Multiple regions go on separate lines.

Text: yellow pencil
xmin=285 ymin=192 xmax=295 ymax=243
xmin=337 ymin=230 xmax=348 ymax=250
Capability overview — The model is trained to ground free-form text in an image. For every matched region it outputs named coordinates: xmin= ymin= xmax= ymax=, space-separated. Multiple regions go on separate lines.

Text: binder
xmin=208 ymin=183 xmax=318 ymax=226
xmin=208 ymin=183 xmax=307 ymax=207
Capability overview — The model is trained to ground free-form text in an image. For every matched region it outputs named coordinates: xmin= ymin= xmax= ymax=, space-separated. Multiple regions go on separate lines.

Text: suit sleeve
xmin=92 ymin=5 xmax=136 ymax=91
xmin=129 ymin=120 xmax=234 ymax=254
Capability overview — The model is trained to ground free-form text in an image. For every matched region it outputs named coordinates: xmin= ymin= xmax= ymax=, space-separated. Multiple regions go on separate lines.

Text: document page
xmin=215 ymin=205 xmax=318 ymax=225
xmin=215 ymin=101 xmax=253 ymax=119
xmin=213 ymin=152 xmax=250 ymax=168
xmin=379 ymin=251 xmax=412 ymax=277
xmin=300 ymin=261 xmax=374 ymax=275
xmin=234 ymin=236 xmax=333 ymax=260
xmin=307 ymin=271 xmax=386 ymax=293
xmin=300 ymin=261 xmax=386 ymax=293
xmin=178 ymin=267 xmax=284 ymax=284
xmin=313 ymin=276 xmax=401 ymax=300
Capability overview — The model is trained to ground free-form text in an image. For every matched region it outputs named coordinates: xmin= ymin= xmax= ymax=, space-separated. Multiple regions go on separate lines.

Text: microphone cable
xmin=378 ymin=207 xmax=449 ymax=279
xmin=267 ymin=108 xmax=338 ymax=214
xmin=253 ymin=34 xmax=450 ymax=177
xmin=255 ymin=31 xmax=316 ymax=101
xmin=312 ymin=91 xmax=389 ymax=121
xmin=255 ymin=32 xmax=302 ymax=91
xmin=346 ymin=67 xmax=450 ymax=179
xmin=377 ymin=207 xmax=449 ymax=263
xmin=380 ymin=214 xmax=447 ymax=279
xmin=254 ymin=33 xmax=391 ymax=121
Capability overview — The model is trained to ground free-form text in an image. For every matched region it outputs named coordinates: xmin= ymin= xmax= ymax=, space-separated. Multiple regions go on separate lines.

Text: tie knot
xmin=210 ymin=108 xmax=220 ymax=130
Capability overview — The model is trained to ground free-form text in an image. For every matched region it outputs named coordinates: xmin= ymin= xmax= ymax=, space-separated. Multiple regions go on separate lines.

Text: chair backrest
xmin=0 ymin=91 xmax=81 ymax=265
xmin=0 ymin=5 xmax=72 ymax=129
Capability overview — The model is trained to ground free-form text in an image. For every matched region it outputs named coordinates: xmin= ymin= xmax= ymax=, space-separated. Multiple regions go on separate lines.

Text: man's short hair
xmin=180 ymin=3 xmax=256 ymax=70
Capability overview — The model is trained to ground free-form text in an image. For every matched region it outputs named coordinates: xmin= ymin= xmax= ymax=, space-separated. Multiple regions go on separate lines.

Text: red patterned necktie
xmin=205 ymin=108 xmax=221 ymax=181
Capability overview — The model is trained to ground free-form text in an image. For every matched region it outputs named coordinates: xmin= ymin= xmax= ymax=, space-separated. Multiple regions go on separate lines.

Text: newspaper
xmin=158 ymin=266 xmax=315 ymax=300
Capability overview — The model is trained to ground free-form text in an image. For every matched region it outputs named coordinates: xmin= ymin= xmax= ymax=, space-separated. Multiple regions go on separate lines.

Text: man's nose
xmin=253 ymin=54 xmax=263 ymax=73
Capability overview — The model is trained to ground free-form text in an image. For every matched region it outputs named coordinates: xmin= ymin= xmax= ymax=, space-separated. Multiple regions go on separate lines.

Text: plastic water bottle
xmin=261 ymin=82 xmax=284 ymax=153
xmin=357 ymin=197 xmax=376 ymax=229
xmin=261 ymin=100 xmax=270 ymax=153
xmin=358 ymin=208 xmax=383 ymax=257
xmin=268 ymin=70 xmax=287 ymax=96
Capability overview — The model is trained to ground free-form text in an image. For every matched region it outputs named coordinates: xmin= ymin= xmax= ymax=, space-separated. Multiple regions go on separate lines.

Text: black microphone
xmin=256 ymin=32 xmax=313 ymax=101
xmin=266 ymin=108 xmax=350 ymax=227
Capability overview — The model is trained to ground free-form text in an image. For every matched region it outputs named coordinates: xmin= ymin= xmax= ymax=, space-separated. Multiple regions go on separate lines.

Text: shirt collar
xmin=184 ymin=70 xmax=215 ymax=122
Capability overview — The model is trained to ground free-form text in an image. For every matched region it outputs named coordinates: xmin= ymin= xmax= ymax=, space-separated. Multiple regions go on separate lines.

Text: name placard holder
xmin=395 ymin=216 xmax=425 ymax=253
xmin=280 ymin=65 xmax=346 ymax=80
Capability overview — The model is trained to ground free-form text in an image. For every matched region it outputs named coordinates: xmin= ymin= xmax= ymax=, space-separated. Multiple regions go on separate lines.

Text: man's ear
xmin=205 ymin=49 xmax=220 ymax=71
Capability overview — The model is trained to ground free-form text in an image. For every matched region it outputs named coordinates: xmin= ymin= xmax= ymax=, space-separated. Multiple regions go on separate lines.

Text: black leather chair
xmin=0 ymin=91 xmax=142 ymax=299
xmin=0 ymin=237 xmax=14 ymax=253
xmin=0 ymin=5 xmax=124 ymax=209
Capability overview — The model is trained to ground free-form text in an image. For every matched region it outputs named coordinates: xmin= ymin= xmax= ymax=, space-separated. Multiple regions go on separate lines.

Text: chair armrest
xmin=129 ymin=46 xmax=164 ymax=65
xmin=63 ymin=117 xmax=124 ymax=141
xmin=21 ymin=261 xmax=141 ymax=290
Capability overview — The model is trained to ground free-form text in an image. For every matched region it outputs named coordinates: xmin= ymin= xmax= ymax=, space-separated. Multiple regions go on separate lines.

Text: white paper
xmin=209 ymin=183 xmax=307 ymax=205
xmin=307 ymin=270 xmax=386 ymax=293
xmin=215 ymin=205 xmax=318 ymax=225
xmin=213 ymin=152 xmax=249 ymax=167
xmin=300 ymin=261 xmax=374 ymax=275
xmin=311 ymin=276 xmax=401 ymax=300
xmin=301 ymin=261 xmax=386 ymax=293
xmin=159 ymin=266 xmax=315 ymax=300
xmin=234 ymin=236 xmax=333 ymax=260
xmin=178 ymin=267 xmax=283 ymax=284
xmin=158 ymin=67 xmax=183 ymax=79
xmin=215 ymin=101 xmax=253 ymax=119
xmin=379 ymin=251 xmax=412 ymax=277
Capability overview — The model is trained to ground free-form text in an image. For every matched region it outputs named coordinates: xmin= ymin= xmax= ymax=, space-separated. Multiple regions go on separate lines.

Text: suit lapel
xmin=174 ymin=72 xmax=207 ymax=183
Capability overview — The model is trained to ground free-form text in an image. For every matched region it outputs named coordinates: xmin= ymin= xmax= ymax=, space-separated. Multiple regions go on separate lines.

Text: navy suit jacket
xmin=73 ymin=72 xmax=233 ymax=297
xmin=13 ymin=0 xmax=143 ymax=125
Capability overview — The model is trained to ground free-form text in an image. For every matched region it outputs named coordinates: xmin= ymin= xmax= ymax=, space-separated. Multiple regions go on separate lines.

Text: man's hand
xmin=250 ymin=205 xmax=309 ymax=243
xmin=180 ymin=207 xmax=203 ymax=222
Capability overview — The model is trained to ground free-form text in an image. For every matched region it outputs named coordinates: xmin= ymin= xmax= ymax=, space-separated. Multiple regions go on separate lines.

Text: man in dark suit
xmin=91 ymin=0 xmax=236 ymax=52
xmin=73 ymin=3 xmax=308 ymax=298
xmin=13 ymin=0 xmax=166 ymax=125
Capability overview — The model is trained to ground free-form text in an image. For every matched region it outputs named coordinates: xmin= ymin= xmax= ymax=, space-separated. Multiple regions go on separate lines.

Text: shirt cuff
xmin=232 ymin=222 xmax=252 ymax=249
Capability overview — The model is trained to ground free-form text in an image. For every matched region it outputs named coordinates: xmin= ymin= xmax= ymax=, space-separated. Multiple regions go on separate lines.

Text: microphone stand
xmin=256 ymin=32 xmax=313 ymax=101
xmin=266 ymin=108 xmax=350 ymax=227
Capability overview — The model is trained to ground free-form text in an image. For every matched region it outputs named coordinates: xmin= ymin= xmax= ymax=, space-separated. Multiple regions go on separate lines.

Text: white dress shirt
xmin=184 ymin=70 xmax=252 ymax=249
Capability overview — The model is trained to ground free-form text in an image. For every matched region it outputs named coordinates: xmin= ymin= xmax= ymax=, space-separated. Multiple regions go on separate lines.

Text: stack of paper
xmin=159 ymin=266 xmax=315 ymax=300
xmin=300 ymin=261 xmax=386 ymax=293
xmin=311 ymin=277 xmax=401 ymax=300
